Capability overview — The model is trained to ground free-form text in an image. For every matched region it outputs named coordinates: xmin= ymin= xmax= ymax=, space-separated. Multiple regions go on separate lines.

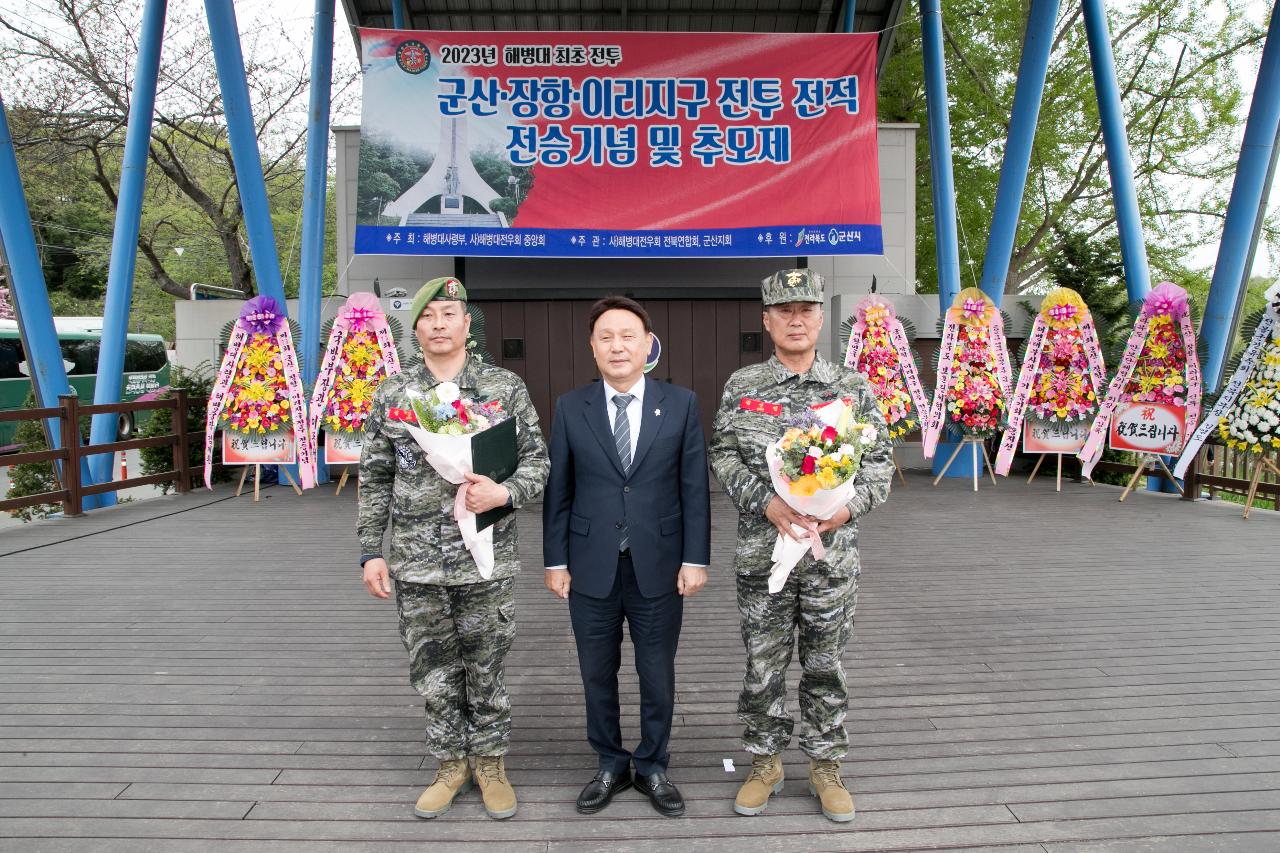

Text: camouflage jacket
xmin=709 ymin=353 xmax=893 ymax=578
xmin=357 ymin=355 xmax=549 ymax=585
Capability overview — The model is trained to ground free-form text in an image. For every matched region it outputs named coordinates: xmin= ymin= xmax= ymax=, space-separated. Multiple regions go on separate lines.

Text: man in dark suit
xmin=543 ymin=296 xmax=711 ymax=818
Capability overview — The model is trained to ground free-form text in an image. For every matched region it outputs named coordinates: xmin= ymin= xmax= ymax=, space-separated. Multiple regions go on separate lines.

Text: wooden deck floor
xmin=1 ymin=472 xmax=1279 ymax=852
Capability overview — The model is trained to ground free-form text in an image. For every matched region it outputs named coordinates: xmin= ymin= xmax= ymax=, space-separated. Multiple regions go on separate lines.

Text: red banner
xmin=355 ymin=30 xmax=881 ymax=258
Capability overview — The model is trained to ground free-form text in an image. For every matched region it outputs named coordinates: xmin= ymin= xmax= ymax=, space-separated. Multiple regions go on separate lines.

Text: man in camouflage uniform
xmin=709 ymin=269 xmax=893 ymax=823
xmin=358 ymin=276 xmax=549 ymax=820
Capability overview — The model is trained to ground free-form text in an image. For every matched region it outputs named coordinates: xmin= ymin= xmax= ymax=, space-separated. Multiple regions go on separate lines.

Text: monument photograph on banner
xmin=354 ymin=29 xmax=882 ymax=258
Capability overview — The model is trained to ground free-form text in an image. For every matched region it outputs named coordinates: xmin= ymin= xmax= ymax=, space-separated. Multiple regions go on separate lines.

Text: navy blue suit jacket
xmin=543 ymin=378 xmax=711 ymax=599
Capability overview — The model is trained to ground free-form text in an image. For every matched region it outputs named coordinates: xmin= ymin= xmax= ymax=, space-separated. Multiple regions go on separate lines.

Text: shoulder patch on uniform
xmin=394 ymin=443 xmax=418 ymax=471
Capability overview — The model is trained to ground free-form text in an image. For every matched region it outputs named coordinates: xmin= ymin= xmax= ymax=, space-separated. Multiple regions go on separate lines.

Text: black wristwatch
xmin=359 ymin=553 xmax=383 ymax=567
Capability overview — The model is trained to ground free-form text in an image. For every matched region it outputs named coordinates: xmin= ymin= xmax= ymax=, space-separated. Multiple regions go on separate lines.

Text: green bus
xmin=0 ymin=319 xmax=171 ymax=447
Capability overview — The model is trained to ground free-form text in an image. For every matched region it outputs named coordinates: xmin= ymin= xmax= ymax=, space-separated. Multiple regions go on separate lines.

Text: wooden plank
xmin=0 ymin=460 xmax=1277 ymax=850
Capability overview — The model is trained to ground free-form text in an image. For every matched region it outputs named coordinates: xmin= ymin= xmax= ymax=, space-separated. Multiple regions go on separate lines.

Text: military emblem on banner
xmin=396 ymin=39 xmax=430 ymax=74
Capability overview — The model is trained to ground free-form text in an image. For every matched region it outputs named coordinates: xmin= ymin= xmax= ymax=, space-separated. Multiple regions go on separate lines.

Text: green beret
xmin=409 ymin=276 xmax=468 ymax=324
xmin=761 ymin=268 xmax=824 ymax=306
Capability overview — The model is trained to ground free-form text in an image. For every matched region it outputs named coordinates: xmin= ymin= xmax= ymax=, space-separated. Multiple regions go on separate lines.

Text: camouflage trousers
xmin=737 ymin=569 xmax=858 ymax=761
xmin=395 ymin=576 xmax=516 ymax=760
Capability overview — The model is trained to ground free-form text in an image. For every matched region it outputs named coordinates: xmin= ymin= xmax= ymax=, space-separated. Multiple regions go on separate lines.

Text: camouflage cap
xmin=761 ymin=268 xmax=824 ymax=306
xmin=409 ymin=276 xmax=467 ymax=324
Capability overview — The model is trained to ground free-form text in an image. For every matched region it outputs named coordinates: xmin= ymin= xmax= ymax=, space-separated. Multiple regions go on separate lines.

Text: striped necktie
xmin=612 ymin=393 xmax=633 ymax=552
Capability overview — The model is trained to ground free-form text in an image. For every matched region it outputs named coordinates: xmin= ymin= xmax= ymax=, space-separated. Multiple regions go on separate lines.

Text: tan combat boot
xmin=473 ymin=755 xmax=518 ymax=819
xmin=414 ymin=758 xmax=471 ymax=818
xmin=808 ymin=759 xmax=855 ymax=822
xmin=734 ymin=753 xmax=785 ymax=815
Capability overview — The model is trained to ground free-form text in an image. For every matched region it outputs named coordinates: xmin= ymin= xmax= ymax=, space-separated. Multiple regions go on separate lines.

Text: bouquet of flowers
xmin=203 ymin=296 xmax=314 ymax=489
xmin=764 ymin=399 xmax=879 ymax=593
xmin=1080 ymin=282 xmax=1202 ymax=478
xmin=923 ymin=288 xmax=1013 ymax=459
xmin=843 ymin=296 xmax=930 ymax=444
xmin=390 ymin=381 xmax=510 ymax=576
xmin=995 ymin=288 xmax=1108 ymax=476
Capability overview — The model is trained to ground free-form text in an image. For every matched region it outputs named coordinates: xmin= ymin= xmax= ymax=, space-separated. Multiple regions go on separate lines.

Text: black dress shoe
xmin=634 ymin=771 xmax=685 ymax=817
xmin=576 ymin=769 xmax=633 ymax=814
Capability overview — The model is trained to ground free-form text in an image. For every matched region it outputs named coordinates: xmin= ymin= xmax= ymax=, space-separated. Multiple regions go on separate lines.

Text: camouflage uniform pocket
xmin=839 ymin=583 xmax=859 ymax=647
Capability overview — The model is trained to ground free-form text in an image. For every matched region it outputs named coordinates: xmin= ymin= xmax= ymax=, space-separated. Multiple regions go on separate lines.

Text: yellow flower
xmin=815 ymin=468 xmax=839 ymax=490
xmin=241 ymin=344 xmax=274 ymax=373
xmin=346 ymin=378 xmax=374 ymax=408
xmin=242 ymin=380 xmax=274 ymax=404
xmin=788 ymin=475 xmax=820 ymax=497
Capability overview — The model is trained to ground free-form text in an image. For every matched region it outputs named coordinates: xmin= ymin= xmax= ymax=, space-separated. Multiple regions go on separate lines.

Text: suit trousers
xmin=568 ymin=553 xmax=684 ymax=776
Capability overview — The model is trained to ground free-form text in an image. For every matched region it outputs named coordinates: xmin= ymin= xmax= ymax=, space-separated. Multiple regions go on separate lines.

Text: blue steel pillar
xmin=203 ymin=0 xmax=287 ymax=308
xmin=1201 ymin=0 xmax=1280 ymax=392
xmin=840 ymin=0 xmax=856 ymax=33
xmin=85 ymin=0 xmax=168 ymax=506
xmin=1082 ymin=0 xmax=1151 ymax=304
xmin=300 ymin=0 xmax=334 ymax=484
xmin=392 ymin=0 xmax=406 ymax=29
xmin=979 ymin=0 xmax=1061 ymax=303
xmin=0 ymin=92 xmax=93 ymax=488
xmin=920 ymin=0 xmax=963 ymax=312
xmin=921 ymin=0 xmax=972 ymax=477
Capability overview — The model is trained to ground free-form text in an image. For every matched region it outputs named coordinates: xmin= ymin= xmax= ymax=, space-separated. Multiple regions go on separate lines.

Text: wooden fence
xmin=0 ymin=392 xmax=207 ymax=517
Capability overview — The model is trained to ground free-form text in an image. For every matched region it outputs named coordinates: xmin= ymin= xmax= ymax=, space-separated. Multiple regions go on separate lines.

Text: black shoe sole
xmin=575 ymin=779 xmax=633 ymax=814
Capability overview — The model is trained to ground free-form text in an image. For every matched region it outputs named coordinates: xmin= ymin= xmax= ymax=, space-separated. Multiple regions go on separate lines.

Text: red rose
xmin=821 ymin=426 xmax=838 ymax=444
xmin=452 ymin=399 xmax=469 ymax=425
xmin=801 ymin=455 xmax=816 ymax=475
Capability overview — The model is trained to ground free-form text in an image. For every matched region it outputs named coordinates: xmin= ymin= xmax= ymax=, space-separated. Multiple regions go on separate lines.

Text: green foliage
xmin=1048 ymin=232 xmax=1130 ymax=353
xmin=356 ymin=135 xmax=432 ymax=224
xmin=877 ymin=0 xmax=1270 ymax=294
xmin=138 ymin=363 xmax=228 ymax=494
xmin=473 ymin=153 xmax=534 ymax=221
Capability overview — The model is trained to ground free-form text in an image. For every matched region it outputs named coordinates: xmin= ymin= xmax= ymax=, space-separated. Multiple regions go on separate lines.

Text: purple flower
xmin=240 ymin=296 xmax=286 ymax=335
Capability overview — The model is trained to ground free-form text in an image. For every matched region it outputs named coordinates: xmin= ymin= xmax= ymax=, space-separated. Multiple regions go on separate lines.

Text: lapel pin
xmin=654 ymin=408 xmax=661 ymax=417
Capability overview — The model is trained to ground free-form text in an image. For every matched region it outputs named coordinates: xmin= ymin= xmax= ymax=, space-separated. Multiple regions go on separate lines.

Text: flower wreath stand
xmin=1116 ymin=453 xmax=1184 ymax=502
xmin=931 ymin=435 xmax=998 ymax=492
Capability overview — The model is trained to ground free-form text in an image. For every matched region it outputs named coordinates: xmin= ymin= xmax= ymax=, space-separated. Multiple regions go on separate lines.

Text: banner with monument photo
xmin=354 ymin=29 xmax=882 ymax=258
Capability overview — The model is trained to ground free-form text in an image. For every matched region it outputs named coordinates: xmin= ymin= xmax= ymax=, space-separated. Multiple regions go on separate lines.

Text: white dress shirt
xmin=546 ymin=375 xmax=704 ymax=571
